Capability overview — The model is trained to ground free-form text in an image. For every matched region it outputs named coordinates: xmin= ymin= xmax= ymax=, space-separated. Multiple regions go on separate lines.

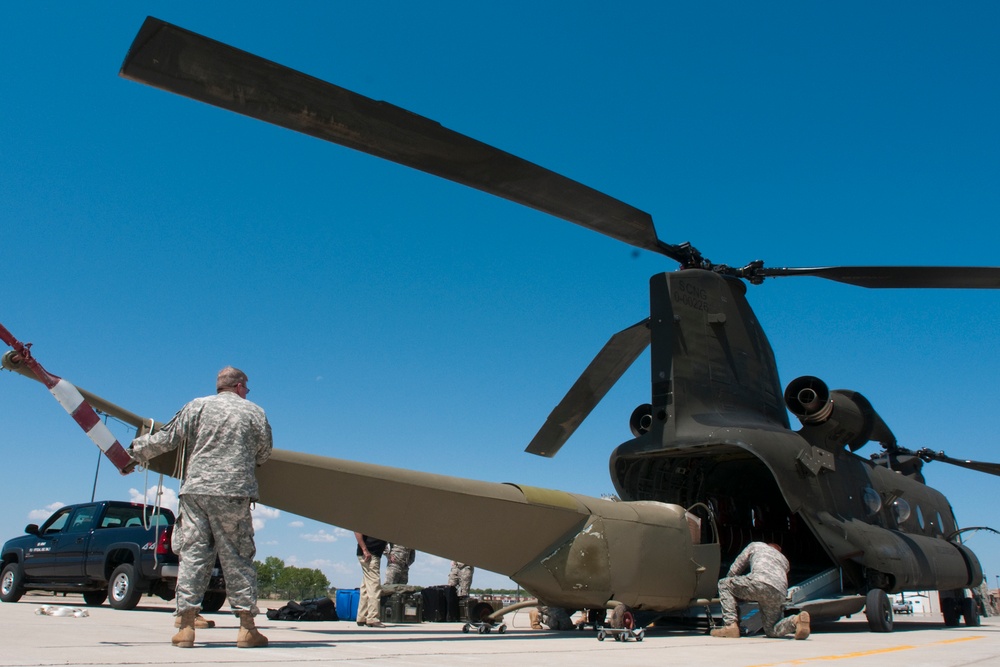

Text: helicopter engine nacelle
xmin=784 ymin=376 xmax=896 ymax=452
xmin=629 ymin=403 xmax=653 ymax=437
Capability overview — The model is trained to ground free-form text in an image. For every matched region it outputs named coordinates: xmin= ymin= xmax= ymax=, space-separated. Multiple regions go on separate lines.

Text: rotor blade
xmin=917 ymin=448 xmax=1000 ymax=477
xmin=120 ymin=17 xmax=666 ymax=256
xmin=755 ymin=266 xmax=1000 ymax=289
xmin=526 ymin=319 xmax=650 ymax=458
xmin=2 ymin=367 xmax=643 ymax=580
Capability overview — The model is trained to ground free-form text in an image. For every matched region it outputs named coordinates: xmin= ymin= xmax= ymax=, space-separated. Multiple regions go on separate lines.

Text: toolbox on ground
xmin=420 ymin=584 xmax=460 ymax=622
xmin=380 ymin=590 xmax=424 ymax=623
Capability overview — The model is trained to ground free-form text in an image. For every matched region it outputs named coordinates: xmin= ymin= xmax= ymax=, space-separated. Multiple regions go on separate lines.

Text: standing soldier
xmin=384 ymin=544 xmax=416 ymax=585
xmin=128 ymin=366 xmax=272 ymax=649
xmin=448 ymin=561 xmax=474 ymax=597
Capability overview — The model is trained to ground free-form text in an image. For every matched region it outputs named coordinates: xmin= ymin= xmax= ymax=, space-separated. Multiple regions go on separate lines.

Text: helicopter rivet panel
xmin=796 ymin=447 xmax=836 ymax=476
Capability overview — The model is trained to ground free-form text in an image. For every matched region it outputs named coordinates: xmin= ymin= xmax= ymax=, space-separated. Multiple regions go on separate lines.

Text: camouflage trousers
xmin=537 ymin=606 xmax=575 ymax=630
xmin=384 ymin=545 xmax=414 ymax=585
xmin=384 ymin=560 xmax=410 ymax=585
xmin=448 ymin=562 xmax=474 ymax=597
xmin=718 ymin=575 xmax=796 ymax=638
xmin=173 ymin=494 xmax=258 ymax=616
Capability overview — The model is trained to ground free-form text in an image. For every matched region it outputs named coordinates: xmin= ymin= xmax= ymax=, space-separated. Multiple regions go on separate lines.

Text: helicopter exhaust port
xmin=629 ymin=403 xmax=653 ymax=437
xmin=784 ymin=376 xmax=833 ymax=423
xmin=784 ymin=376 xmax=897 ymax=452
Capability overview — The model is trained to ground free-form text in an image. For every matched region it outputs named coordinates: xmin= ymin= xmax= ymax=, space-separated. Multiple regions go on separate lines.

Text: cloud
xmin=128 ymin=486 xmax=179 ymax=513
xmin=252 ymin=504 xmax=281 ymax=531
xmin=288 ymin=520 xmax=304 ymax=528
xmin=300 ymin=528 xmax=339 ymax=543
xmin=28 ymin=502 xmax=65 ymax=523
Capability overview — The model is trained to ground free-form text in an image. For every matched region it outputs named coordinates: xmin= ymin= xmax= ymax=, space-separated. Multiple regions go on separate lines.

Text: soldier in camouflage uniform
xmin=128 ymin=367 xmax=272 ymax=649
xmin=529 ymin=605 xmax=575 ymax=630
xmin=448 ymin=561 xmax=474 ymax=597
xmin=712 ymin=542 xmax=810 ymax=640
xmin=384 ymin=543 xmax=416 ymax=585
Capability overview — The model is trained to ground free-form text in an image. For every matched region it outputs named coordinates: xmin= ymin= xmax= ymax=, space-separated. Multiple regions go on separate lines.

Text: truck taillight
xmin=157 ymin=527 xmax=173 ymax=556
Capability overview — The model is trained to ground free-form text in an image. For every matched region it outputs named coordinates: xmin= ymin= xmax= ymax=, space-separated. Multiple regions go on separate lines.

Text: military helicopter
xmin=4 ymin=16 xmax=1000 ymax=634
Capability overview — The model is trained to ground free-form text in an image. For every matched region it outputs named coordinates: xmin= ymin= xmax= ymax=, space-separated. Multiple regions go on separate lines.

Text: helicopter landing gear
xmin=597 ymin=604 xmax=644 ymax=642
xmin=864 ymin=589 xmax=894 ymax=633
xmin=939 ymin=590 xmax=980 ymax=627
xmin=962 ymin=597 xmax=981 ymax=627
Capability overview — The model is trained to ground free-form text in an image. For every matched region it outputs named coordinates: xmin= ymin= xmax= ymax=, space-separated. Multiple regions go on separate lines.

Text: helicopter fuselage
xmin=610 ymin=269 xmax=982 ymax=598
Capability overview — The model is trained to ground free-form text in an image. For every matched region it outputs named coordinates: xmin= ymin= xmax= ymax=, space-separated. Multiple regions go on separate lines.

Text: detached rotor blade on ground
xmin=120 ymin=17 xmax=664 ymax=255
xmin=526 ymin=319 xmax=650 ymax=457
xmin=756 ymin=266 xmax=1000 ymax=289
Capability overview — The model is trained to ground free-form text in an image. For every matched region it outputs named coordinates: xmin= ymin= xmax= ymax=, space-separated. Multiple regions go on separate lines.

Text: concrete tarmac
xmin=2 ymin=593 xmax=999 ymax=667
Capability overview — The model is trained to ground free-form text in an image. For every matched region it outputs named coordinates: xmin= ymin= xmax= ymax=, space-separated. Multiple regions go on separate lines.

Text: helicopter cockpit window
xmin=915 ymin=504 xmax=925 ymax=530
xmin=891 ymin=498 xmax=911 ymax=525
xmin=935 ymin=512 xmax=946 ymax=536
xmin=863 ymin=487 xmax=882 ymax=515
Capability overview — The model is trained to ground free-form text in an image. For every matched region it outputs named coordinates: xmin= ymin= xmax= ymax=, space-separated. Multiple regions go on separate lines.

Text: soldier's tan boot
xmin=171 ymin=609 xmax=198 ymax=648
xmin=237 ymin=611 xmax=269 ymax=648
xmin=174 ymin=614 xmax=215 ymax=629
xmin=529 ymin=608 xmax=542 ymax=630
xmin=794 ymin=611 xmax=811 ymax=640
xmin=710 ymin=623 xmax=741 ymax=638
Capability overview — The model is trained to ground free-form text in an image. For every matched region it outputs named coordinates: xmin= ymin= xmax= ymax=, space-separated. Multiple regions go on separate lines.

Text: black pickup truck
xmin=0 ymin=500 xmax=226 ymax=611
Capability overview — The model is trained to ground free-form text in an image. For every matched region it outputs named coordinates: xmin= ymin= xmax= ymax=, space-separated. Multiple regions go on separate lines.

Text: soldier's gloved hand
xmin=135 ymin=419 xmax=153 ymax=438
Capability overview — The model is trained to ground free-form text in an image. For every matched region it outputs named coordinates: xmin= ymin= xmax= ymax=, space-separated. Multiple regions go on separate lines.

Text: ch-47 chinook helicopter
xmin=4 ymin=16 xmax=1000 ymax=635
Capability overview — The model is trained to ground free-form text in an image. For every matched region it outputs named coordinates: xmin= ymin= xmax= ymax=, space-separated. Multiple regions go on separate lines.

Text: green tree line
xmin=255 ymin=556 xmax=331 ymax=600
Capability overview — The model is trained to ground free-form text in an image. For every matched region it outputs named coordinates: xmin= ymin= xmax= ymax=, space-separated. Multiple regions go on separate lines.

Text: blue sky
xmin=2 ymin=3 xmax=1000 ymax=595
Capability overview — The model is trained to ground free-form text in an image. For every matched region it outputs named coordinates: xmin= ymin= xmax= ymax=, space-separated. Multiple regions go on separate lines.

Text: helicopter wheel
xmin=962 ymin=598 xmax=981 ymax=627
xmin=610 ymin=604 xmax=635 ymax=631
xmin=940 ymin=594 xmax=962 ymax=626
xmin=865 ymin=589 xmax=894 ymax=633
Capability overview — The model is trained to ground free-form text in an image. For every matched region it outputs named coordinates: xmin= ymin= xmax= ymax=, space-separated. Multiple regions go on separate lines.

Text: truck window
xmin=42 ymin=507 xmax=73 ymax=535
xmin=67 ymin=506 xmax=99 ymax=533
xmin=99 ymin=505 xmax=173 ymax=529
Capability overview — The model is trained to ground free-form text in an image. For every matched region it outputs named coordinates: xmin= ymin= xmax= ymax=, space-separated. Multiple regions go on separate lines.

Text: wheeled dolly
xmin=596 ymin=626 xmax=644 ymax=642
xmin=462 ymin=620 xmax=507 ymax=634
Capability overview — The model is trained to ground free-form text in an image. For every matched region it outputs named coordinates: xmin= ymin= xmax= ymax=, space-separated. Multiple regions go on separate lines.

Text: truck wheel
xmin=1 ymin=563 xmax=25 ymax=603
xmin=83 ymin=590 xmax=108 ymax=607
xmin=201 ymin=591 xmax=226 ymax=613
xmin=108 ymin=564 xmax=143 ymax=610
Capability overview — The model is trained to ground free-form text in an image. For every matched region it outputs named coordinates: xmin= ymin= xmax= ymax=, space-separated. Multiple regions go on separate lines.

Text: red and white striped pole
xmin=0 ymin=322 xmax=134 ymax=473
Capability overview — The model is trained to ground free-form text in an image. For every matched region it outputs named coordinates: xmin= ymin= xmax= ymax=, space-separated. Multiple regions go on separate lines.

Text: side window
xmin=68 ymin=506 xmax=98 ymax=533
xmin=42 ymin=507 xmax=73 ymax=535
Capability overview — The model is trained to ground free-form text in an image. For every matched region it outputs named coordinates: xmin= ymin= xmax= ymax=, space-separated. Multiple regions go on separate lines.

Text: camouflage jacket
xmin=130 ymin=391 xmax=272 ymax=500
xmin=727 ymin=542 xmax=789 ymax=594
